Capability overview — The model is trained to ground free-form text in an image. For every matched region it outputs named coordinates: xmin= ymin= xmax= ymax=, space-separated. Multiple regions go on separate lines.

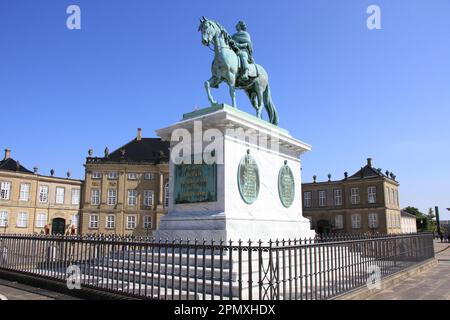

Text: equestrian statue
xmin=198 ymin=17 xmax=279 ymax=126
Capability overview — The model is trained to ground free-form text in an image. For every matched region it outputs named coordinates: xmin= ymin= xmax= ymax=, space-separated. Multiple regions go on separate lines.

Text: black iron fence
xmin=0 ymin=233 xmax=434 ymax=300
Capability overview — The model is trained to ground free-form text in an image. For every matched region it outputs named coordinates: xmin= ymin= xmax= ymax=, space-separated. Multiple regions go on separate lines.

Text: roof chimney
xmin=367 ymin=158 xmax=373 ymax=167
xmin=4 ymin=149 xmax=11 ymax=160
xmin=137 ymin=128 xmax=142 ymax=141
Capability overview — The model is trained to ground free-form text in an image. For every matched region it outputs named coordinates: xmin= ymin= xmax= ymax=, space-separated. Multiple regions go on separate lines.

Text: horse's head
xmin=198 ymin=16 xmax=218 ymax=46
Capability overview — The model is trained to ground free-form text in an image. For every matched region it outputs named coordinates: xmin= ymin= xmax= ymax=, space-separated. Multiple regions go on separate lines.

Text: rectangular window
xmin=71 ymin=189 xmax=80 ymax=205
xmin=144 ymin=190 xmax=154 ymax=207
xmin=127 ymin=215 xmax=136 ymax=229
xmin=108 ymin=172 xmax=119 ymax=180
xmin=106 ymin=215 xmax=115 ymax=229
xmin=89 ymin=215 xmax=99 ymax=228
xmin=334 ymin=189 xmax=342 ymax=206
xmin=19 ymin=183 xmax=30 ymax=201
xmin=92 ymin=171 xmax=102 ymax=179
xmin=91 ymin=189 xmax=100 ymax=205
xmin=144 ymin=172 xmax=154 ymax=180
xmin=368 ymin=186 xmax=376 ymax=204
xmin=368 ymin=213 xmax=379 ymax=229
xmin=351 ymin=188 xmax=360 ymax=205
xmin=39 ymin=185 xmax=49 ymax=203
xmin=17 ymin=212 xmax=28 ymax=228
xmin=107 ymin=189 xmax=117 ymax=206
xmin=143 ymin=216 xmax=152 ymax=229
xmin=0 ymin=211 xmax=8 ymax=227
xmin=36 ymin=213 xmax=48 ymax=228
xmin=389 ymin=188 xmax=394 ymax=205
xmin=318 ymin=190 xmax=327 ymax=207
xmin=55 ymin=187 xmax=65 ymax=204
xmin=303 ymin=191 xmax=312 ymax=208
xmin=71 ymin=215 xmax=79 ymax=228
xmin=127 ymin=190 xmax=138 ymax=206
xmin=128 ymin=173 xmax=138 ymax=180
xmin=386 ymin=187 xmax=390 ymax=204
xmin=335 ymin=215 xmax=344 ymax=229
xmin=0 ymin=181 xmax=11 ymax=200
xmin=351 ymin=214 xmax=361 ymax=229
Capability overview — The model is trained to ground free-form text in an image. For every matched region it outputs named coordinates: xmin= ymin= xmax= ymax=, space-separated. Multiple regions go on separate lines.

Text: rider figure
xmin=231 ymin=21 xmax=253 ymax=81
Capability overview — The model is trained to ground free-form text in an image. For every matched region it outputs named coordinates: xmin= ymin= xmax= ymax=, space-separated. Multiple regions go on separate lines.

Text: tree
xmin=403 ymin=206 xmax=435 ymax=232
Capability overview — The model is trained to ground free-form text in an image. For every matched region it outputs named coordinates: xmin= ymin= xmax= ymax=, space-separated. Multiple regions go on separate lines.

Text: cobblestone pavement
xmin=366 ymin=241 xmax=450 ymax=300
xmin=0 ymin=279 xmax=79 ymax=300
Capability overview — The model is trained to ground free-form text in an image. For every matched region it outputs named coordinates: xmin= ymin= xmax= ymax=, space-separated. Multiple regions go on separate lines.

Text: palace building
xmin=302 ymin=158 xmax=405 ymax=234
xmin=79 ymin=129 xmax=170 ymax=236
xmin=0 ymin=149 xmax=82 ymax=235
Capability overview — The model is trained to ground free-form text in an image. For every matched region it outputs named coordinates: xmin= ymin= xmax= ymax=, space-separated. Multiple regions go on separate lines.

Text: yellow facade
xmin=0 ymin=166 xmax=82 ymax=235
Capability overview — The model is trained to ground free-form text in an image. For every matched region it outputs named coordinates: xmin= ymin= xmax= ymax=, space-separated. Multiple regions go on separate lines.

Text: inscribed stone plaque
xmin=174 ymin=162 xmax=217 ymax=204
xmin=237 ymin=150 xmax=260 ymax=204
xmin=278 ymin=161 xmax=295 ymax=208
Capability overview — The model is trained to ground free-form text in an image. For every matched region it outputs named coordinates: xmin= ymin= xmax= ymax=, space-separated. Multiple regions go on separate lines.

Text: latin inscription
xmin=237 ymin=150 xmax=260 ymax=204
xmin=174 ymin=162 xmax=217 ymax=204
xmin=278 ymin=161 xmax=295 ymax=208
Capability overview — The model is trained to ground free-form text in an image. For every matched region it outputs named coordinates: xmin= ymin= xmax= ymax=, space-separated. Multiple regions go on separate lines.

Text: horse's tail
xmin=263 ymin=85 xmax=279 ymax=126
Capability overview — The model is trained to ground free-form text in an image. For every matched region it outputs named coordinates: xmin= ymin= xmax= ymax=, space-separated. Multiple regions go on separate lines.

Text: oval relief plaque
xmin=278 ymin=161 xmax=295 ymax=208
xmin=237 ymin=150 xmax=260 ymax=204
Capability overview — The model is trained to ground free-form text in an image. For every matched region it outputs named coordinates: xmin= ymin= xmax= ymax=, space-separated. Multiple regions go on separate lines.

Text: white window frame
xmin=126 ymin=215 xmax=137 ymax=229
xmin=127 ymin=190 xmax=138 ymax=206
xmin=368 ymin=213 xmax=379 ymax=229
xmin=71 ymin=189 xmax=80 ymax=205
xmin=144 ymin=190 xmax=154 ymax=207
xmin=91 ymin=189 xmax=100 ymax=205
xmin=19 ymin=183 xmax=30 ymax=201
xmin=106 ymin=215 xmax=115 ymax=229
xmin=89 ymin=214 xmax=99 ymax=229
xmin=107 ymin=189 xmax=117 ymax=206
xmin=0 ymin=181 xmax=11 ymax=200
xmin=0 ymin=211 xmax=8 ymax=227
xmin=144 ymin=172 xmax=155 ymax=180
xmin=318 ymin=190 xmax=327 ymax=207
xmin=39 ymin=185 xmax=49 ymax=203
xmin=55 ymin=187 xmax=65 ymax=204
xmin=127 ymin=173 xmax=138 ymax=180
xmin=351 ymin=214 xmax=361 ymax=229
xmin=92 ymin=171 xmax=102 ymax=179
xmin=334 ymin=189 xmax=342 ymax=206
xmin=17 ymin=212 xmax=28 ymax=228
xmin=143 ymin=216 xmax=152 ymax=229
xmin=36 ymin=213 xmax=48 ymax=228
xmin=70 ymin=214 xmax=79 ymax=228
xmin=303 ymin=191 xmax=312 ymax=208
xmin=368 ymin=186 xmax=376 ymax=204
xmin=108 ymin=171 xmax=119 ymax=180
xmin=335 ymin=215 xmax=344 ymax=230
xmin=350 ymin=188 xmax=360 ymax=205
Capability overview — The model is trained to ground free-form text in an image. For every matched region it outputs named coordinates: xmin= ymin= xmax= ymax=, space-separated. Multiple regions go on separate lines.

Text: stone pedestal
xmin=154 ymin=104 xmax=315 ymax=242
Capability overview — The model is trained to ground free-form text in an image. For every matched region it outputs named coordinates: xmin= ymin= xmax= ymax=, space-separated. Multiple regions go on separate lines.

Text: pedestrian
xmin=440 ymin=233 xmax=444 ymax=243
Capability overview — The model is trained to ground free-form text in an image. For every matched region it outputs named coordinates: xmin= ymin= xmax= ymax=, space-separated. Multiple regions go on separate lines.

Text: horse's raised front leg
xmin=205 ymin=78 xmax=218 ymax=106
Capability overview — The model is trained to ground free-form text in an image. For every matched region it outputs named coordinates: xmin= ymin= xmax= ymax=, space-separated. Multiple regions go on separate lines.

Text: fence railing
xmin=0 ymin=233 xmax=434 ymax=300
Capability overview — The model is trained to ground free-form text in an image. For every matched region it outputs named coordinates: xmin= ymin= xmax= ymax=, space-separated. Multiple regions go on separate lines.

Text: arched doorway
xmin=317 ymin=219 xmax=331 ymax=235
xmin=52 ymin=218 xmax=66 ymax=235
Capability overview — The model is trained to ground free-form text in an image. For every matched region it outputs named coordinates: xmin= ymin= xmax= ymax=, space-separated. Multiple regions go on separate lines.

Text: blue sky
xmin=0 ymin=1 xmax=449 ymax=219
